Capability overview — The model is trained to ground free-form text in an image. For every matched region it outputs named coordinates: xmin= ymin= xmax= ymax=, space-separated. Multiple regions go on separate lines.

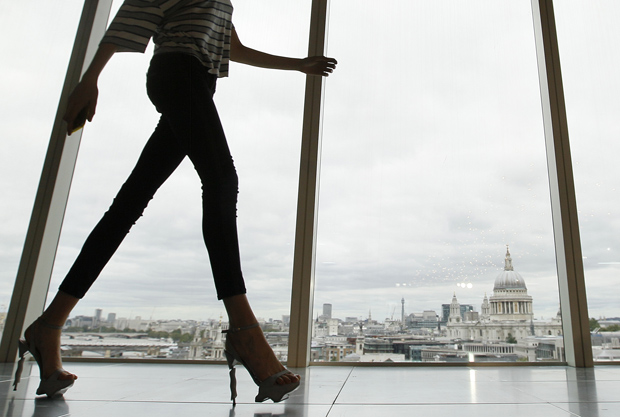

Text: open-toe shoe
xmin=13 ymin=318 xmax=75 ymax=397
xmin=223 ymin=323 xmax=300 ymax=406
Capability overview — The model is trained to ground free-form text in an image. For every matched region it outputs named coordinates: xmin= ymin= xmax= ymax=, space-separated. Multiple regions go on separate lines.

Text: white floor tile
xmin=329 ymin=404 xmax=576 ymax=417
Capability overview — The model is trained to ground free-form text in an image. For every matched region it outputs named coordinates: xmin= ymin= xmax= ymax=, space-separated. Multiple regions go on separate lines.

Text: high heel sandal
xmin=223 ymin=323 xmax=300 ymax=406
xmin=13 ymin=318 xmax=75 ymax=397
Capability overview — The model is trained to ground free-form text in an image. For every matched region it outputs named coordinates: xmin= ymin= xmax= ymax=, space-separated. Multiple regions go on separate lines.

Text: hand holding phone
xmin=69 ymin=107 xmax=88 ymax=134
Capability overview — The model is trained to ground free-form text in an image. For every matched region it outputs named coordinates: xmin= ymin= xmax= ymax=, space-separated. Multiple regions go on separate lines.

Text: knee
xmin=106 ymin=190 xmax=154 ymax=224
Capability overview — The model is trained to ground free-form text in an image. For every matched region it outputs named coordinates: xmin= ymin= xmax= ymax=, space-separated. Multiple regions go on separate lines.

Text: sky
xmin=1 ymin=0 xmax=619 ymax=325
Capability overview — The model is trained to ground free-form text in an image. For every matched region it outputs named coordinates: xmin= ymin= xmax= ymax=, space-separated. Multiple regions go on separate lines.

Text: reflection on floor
xmin=1 ymin=361 xmax=619 ymax=416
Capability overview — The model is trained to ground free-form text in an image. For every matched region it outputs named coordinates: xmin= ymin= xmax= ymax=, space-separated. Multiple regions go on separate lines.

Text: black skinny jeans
xmin=59 ymin=53 xmax=246 ymax=300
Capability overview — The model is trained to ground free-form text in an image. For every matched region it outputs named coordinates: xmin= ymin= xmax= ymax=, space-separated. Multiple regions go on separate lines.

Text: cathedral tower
xmin=489 ymin=246 xmax=533 ymax=321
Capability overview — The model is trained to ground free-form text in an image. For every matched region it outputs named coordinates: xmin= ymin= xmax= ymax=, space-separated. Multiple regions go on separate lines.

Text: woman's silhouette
xmin=14 ymin=0 xmax=336 ymax=403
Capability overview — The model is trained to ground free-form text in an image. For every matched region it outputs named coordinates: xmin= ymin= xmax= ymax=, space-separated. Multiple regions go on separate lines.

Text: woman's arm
xmin=230 ymin=27 xmax=337 ymax=77
xmin=64 ymin=43 xmax=118 ymax=134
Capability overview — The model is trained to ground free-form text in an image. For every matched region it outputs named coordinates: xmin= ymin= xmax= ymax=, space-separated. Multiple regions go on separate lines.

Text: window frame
xmin=0 ymin=0 xmax=597 ymax=368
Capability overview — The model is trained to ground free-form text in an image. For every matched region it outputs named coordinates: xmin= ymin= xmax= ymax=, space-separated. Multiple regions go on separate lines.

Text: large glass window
xmin=0 ymin=0 xmax=84 ymax=342
xmin=312 ymin=0 xmax=562 ymax=363
xmin=42 ymin=0 xmax=310 ymax=361
xmin=555 ymin=1 xmax=620 ymax=363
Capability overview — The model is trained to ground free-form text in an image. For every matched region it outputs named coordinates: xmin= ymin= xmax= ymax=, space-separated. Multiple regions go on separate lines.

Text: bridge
xmin=61 ymin=333 xmax=176 ymax=358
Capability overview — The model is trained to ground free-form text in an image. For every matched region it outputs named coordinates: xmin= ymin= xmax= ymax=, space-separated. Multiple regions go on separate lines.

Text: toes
xmin=59 ymin=372 xmax=78 ymax=381
xmin=277 ymin=373 xmax=300 ymax=385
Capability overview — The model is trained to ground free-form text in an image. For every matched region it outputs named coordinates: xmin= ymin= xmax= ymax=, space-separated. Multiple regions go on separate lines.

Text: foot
xmin=226 ymin=325 xmax=300 ymax=386
xmin=24 ymin=320 xmax=77 ymax=382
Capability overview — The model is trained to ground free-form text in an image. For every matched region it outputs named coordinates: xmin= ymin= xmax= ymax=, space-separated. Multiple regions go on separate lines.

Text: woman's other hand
xmin=299 ymin=56 xmax=338 ymax=77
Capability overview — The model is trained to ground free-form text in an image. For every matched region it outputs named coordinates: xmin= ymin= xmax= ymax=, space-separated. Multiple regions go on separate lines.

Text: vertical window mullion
xmin=0 ymin=0 xmax=114 ymax=363
xmin=531 ymin=0 xmax=593 ymax=367
xmin=287 ymin=0 xmax=329 ymax=368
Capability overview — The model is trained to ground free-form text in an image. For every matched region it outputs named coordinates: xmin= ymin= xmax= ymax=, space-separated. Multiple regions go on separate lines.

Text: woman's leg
xmin=25 ymin=291 xmax=79 ymax=380
xmin=147 ymin=54 xmax=298 ymax=384
xmin=146 ymin=53 xmax=246 ymax=299
xmin=58 ymin=118 xmax=185 ymax=298
xmin=34 ymin=115 xmax=185 ymax=379
xmin=223 ymin=294 xmax=300 ymax=385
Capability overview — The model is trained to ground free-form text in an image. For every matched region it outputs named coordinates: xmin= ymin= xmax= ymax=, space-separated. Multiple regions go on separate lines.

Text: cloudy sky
xmin=1 ymin=0 xmax=618 ymax=325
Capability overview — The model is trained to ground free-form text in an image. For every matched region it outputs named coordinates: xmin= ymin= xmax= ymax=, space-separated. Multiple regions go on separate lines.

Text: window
xmin=2 ymin=0 xmax=601 ymax=368
xmin=312 ymin=0 xmax=561 ymax=363
xmin=0 ymin=0 xmax=84 ymax=342
xmin=555 ymin=0 xmax=620 ymax=362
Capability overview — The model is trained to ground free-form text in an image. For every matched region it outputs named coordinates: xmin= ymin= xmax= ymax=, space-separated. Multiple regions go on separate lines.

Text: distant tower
xmin=505 ymin=245 xmax=514 ymax=271
xmin=401 ymin=298 xmax=405 ymax=325
xmin=481 ymin=293 xmax=490 ymax=319
xmin=356 ymin=322 xmax=365 ymax=355
xmin=212 ymin=320 xmax=224 ymax=359
xmin=189 ymin=327 xmax=203 ymax=359
xmin=323 ymin=303 xmax=332 ymax=320
xmin=94 ymin=309 xmax=102 ymax=327
xmin=449 ymin=293 xmax=461 ymax=323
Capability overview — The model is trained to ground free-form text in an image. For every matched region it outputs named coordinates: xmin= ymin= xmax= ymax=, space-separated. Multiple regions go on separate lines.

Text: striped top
xmin=101 ymin=0 xmax=234 ymax=77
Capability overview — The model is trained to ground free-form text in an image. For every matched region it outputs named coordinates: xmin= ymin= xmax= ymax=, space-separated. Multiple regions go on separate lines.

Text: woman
xmin=14 ymin=0 xmax=336 ymax=404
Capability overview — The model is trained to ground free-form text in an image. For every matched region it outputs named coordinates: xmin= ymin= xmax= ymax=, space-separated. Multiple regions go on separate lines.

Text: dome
xmin=493 ymin=247 xmax=527 ymax=290
xmin=494 ymin=270 xmax=527 ymax=290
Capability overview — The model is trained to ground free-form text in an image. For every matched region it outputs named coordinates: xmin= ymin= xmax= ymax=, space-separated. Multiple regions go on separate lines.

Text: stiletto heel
xmin=225 ymin=350 xmax=238 ymax=406
xmin=13 ymin=340 xmax=28 ymax=391
xmin=223 ymin=323 xmax=300 ymax=406
xmin=12 ymin=318 xmax=75 ymax=398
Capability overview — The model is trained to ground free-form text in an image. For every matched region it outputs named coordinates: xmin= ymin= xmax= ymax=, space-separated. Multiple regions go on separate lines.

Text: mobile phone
xmin=70 ymin=107 xmax=88 ymax=134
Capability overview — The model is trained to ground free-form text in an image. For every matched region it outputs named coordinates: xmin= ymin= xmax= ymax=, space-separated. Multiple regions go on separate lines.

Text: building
xmin=322 ymin=303 xmax=332 ymax=320
xmin=405 ymin=310 xmax=439 ymax=330
xmin=446 ymin=248 xmax=563 ymax=352
xmin=441 ymin=303 xmax=475 ymax=326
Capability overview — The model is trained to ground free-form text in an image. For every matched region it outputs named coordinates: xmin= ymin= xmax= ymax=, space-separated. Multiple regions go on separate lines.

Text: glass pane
xmin=0 ymin=1 xmax=84 ymax=341
xmin=314 ymin=0 xmax=562 ymax=363
xmin=555 ymin=1 xmax=620 ymax=363
xmin=48 ymin=0 xmax=309 ymax=360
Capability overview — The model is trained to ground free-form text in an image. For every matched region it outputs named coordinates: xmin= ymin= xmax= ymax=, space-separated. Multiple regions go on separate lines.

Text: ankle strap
xmin=37 ymin=317 xmax=64 ymax=330
xmin=222 ymin=323 xmax=259 ymax=334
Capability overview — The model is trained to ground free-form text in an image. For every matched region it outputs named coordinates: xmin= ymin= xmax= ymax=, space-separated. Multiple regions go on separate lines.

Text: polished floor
xmin=1 ymin=361 xmax=619 ymax=416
